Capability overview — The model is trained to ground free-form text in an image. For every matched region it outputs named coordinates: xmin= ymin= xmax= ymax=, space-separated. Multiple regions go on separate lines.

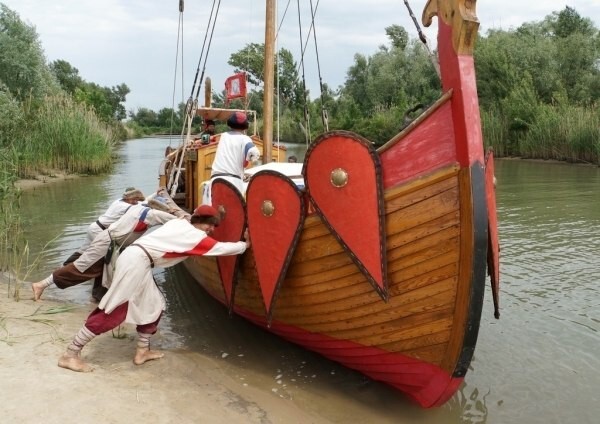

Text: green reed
xmin=17 ymin=94 xmax=116 ymax=177
xmin=521 ymin=104 xmax=600 ymax=164
xmin=0 ymin=146 xmax=22 ymax=276
xmin=481 ymin=107 xmax=509 ymax=156
xmin=481 ymin=103 xmax=600 ymax=165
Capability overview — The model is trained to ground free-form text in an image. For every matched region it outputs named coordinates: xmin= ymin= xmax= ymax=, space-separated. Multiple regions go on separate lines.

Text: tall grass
xmin=481 ymin=108 xmax=509 ymax=156
xmin=0 ymin=146 xmax=22 ymax=274
xmin=522 ymin=104 xmax=600 ymax=164
xmin=482 ymin=103 xmax=600 ymax=165
xmin=17 ymin=94 xmax=116 ymax=177
xmin=1 ymin=93 xmax=120 ymax=299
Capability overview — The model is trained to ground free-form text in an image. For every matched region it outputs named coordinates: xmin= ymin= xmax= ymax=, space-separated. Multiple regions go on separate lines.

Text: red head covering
xmin=227 ymin=112 xmax=249 ymax=130
xmin=193 ymin=205 xmax=219 ymax=218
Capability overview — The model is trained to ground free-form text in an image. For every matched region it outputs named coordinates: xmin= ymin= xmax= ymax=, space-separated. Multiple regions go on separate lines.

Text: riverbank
xmin=0 ymin=273 xmax=328 ymax=423
xmin=14 ymin=170 xmax=81 ymax=191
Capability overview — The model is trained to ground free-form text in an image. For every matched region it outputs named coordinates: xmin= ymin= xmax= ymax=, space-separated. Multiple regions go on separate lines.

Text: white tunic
xmin=98 ymin=218 xmax=247 ymax=325
xmin=73 ymin=204 xmax=175 ymax=282
xmin=202 ymin=130 xmax=260 ymax=204
xmin=77 ymin=199 xmax=134 ymax=253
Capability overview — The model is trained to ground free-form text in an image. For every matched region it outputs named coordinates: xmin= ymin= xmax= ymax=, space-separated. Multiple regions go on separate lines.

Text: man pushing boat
xmin=57 ymin=204 xmax=250 ymax=372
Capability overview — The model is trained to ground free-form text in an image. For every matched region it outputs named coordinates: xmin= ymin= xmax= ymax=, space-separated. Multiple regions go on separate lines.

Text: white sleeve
xmin=246 ymin=145 xmax=261 ymax=163
xmin=205 ymin=241 xmax=247 ymax=256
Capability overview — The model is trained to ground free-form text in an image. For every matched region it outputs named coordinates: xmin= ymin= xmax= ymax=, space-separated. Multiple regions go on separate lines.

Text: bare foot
xmin=133 ymin=347 xmax=164 ymax=365
xmin=58 ymin=352 xmax=94 ymax=372
xmin=31 ymin=281 xmax=45 ymax=301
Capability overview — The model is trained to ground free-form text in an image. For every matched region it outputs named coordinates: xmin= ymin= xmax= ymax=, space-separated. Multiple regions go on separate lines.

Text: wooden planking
xmin=386 ymin=211 xmax=460 ymax=250
xmin=440 ymin=167 xmax=475 ymax=372
xmin=384 ymin=167 xmax=459 ymax=213
xmin=184 ymin=161 xmax=469 ymax=370
xmin=380 ymin=329 xmax=451 ymax=352
xmin=338 ymin=311 xmax=455 ymax=347
xmin=278 ymin=280 xmax=454 ymax=339
xmin=402 ymin=342 xmax=450 ymax=366
xmin=273 ymin=232 xmax=460 ymax=312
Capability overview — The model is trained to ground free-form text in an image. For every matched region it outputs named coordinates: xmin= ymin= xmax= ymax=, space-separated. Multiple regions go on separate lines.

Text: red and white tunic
xmin=73 ymin=203 xmax=175 ymax=281
xmin=78 ymin=199 xmax=134 ymax=253
xmin=98 ymin=218 xmax=247 ymax=324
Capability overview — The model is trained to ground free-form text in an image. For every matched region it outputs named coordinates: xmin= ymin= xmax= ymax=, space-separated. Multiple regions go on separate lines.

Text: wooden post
xmin=262 ymin=0 xmax=275 ymax=163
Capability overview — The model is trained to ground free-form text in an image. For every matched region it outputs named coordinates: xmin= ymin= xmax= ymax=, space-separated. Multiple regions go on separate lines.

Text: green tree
xmin=49 ymin=59 xmax=84 ymax=95
xmin=0 ymin=4 xmax=58 ymax=100
xmin=129 ymin=107 xmax=159 ymax=127
xmin=385 ymin=24 xmax=408 ymax=50
xmin=550 ymin=6 xmax=595 ymax=38
xmin=74 ymin=82 xmax=130 ymax=122
xmin=228 ymin=43 xmax=303 ymax=110
xmin=0 ymin=82 xmax=24 ymax=146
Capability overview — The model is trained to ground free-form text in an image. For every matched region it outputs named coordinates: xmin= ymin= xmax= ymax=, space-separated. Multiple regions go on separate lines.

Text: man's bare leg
xmin=133 ymin=332 xmax=163 ymax=365
xmin=32 ymin=275 xmax=53 ymax=301
xmin=59 ymin=326 xmax=96 ymax=372
xmin=58 ymin=350 xmax=94 ymax=372
xmin=133 ymin=347 xmax=165 ymax=365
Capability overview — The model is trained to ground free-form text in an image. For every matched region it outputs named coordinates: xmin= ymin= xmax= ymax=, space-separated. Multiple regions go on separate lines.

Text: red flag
xmin=224 ymin=73 xmax=247 ymax=105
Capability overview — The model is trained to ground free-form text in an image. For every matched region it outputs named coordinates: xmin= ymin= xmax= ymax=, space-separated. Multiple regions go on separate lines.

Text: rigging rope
xmin=288 ymin=0 xmax=327 ymax=138
xmin=402 ymin=0 xmax=440 ymax=79
xmin=168 ymin=0 xmax=222 ymax=197
xmin=193 ymin=0 xmax=222 ymax=101
xmin=169 ymin=2 xmax=186 ymax=146
xmin=308 ymin=0 xmax=328 ymax=132
xmin=295 ymin=0 xmax=311 ymax=145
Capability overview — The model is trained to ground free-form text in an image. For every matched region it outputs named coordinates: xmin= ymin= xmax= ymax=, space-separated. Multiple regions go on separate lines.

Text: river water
xmin=19 ymin=138 xmax=600 ymax=423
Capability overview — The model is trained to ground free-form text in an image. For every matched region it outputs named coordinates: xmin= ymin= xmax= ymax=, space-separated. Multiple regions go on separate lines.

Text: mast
xmin=262 ymin=0 xmax=275 ymax=163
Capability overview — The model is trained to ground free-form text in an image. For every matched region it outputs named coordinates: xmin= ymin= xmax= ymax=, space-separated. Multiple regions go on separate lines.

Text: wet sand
xmin=0 ymin=274 xmax=328 ymax=424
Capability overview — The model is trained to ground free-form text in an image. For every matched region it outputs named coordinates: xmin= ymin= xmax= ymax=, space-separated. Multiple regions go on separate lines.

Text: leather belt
xmin=132 ymin=244 xmax=154 ymax=268
xmin=211 ymin=172 xmax=241 ymax=180
xmin=96 ymin=220 xmax=107 ymax=230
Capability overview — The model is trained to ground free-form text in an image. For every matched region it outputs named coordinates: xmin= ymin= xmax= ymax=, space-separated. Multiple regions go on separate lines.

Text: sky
xmin=2 ymin=0 xmax=599 ymax=113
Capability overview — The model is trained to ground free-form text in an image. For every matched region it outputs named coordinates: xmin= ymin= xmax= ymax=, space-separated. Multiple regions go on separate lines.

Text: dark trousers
xmin=85 ymin=302 xmax=162 ymax=336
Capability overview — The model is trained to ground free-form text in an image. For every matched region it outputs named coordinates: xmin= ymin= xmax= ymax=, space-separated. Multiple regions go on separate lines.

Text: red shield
xmin=246 ymin=171 xmax=306 ymax=323
xmin=210 ymin=178 xmax=246 ymax=312
xmin=303 ymin=131 xmax=388 ymax=300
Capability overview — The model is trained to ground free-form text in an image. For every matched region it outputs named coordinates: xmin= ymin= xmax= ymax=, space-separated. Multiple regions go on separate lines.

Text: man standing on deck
xmin=202 ymin=112 xmax=260 ymax=204
xmin=57 ymin=205 xmax=250 ymax=373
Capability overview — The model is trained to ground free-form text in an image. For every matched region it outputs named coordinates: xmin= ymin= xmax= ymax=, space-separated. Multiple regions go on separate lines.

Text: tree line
xmin=0 ymin=3 xmax=129 ymax=181
xmin=130 ymin=6 xmax=600 ymax=164
xmin=2 ymin=2 xmax=598 ymax=173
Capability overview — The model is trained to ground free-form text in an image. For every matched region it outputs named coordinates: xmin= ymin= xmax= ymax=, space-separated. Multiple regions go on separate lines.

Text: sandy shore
xmin=14 ymin=170 xmax=80 ymax=191
xmin=6 ymin=171 xmax=329 ymax=423
xmin=0 ymin=274 xmax=328 ymax=423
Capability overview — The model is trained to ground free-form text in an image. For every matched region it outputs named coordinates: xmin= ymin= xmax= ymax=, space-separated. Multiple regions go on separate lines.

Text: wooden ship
xmin=158 ymin=0 xmax=500 ymax=408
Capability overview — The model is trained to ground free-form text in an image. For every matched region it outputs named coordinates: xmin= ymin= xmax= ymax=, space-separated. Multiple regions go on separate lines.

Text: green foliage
xmin=0 ymin=82 xmax=24 ymax=147
xmin=0 ymin=4 xmax=60 ymax=101
xmin=0 ymin=145 xmax=21 ymax=272
xmin=475 ymin=6 xmax=600 ymax=163
xmin=550 ymin=6 xmax=595 ymax=38
xmin=337 ymin=36 xmax=440 ymax=145
xmin=481 ymin=107 xmax=508 ymax=156
xmin=127 ymin=103 xmax=191 ymax=135
xmin=385 ymin=25 xmax=409 ymax=50
xmin=522 ymin=103 xmax=600 ymax=163
xmin=49 ymin=59 xmax=84 ymax=95
xmin=18 ymin=94 xmax=115 ymax=176
xmin=74 ymin=82 xmax=130 ymax=122
xmin=228 ymin=43 xmax=304 ymax=113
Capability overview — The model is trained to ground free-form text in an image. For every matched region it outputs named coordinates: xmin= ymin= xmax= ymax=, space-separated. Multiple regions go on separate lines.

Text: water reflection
xmin=17 ymin=144 xmax=600 ymax=423
xmin=445 ymin=385 xmax=490 ymax=424
xmin=462 ymin=159 xmax=600 ymax=424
